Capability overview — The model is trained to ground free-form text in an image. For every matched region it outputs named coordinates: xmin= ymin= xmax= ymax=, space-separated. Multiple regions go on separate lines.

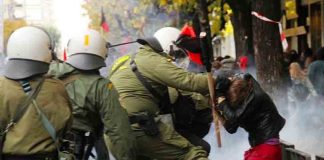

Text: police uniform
xmin=49 ymin=62 xmax=136 ymax=160
xmin=0 ymin=26 xmax=72 ymax=160
xmin=0 ymin=76 xmax=72 ymax=158
xmin=109 ymin=45 xmax=210 ymax=160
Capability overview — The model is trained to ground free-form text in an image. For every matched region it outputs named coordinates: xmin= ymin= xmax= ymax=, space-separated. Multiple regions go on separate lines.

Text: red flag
xmin=63 ymin=48 xmax=67 ymax=61
xmin=179 ymin=24 xmax=203 ymax=65
xmin=101 ymin=8 xmax=109 ymax=32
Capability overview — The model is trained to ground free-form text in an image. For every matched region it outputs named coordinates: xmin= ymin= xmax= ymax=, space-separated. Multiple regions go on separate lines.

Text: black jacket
xmin=220 ymin=77 xmax=285 ymax=147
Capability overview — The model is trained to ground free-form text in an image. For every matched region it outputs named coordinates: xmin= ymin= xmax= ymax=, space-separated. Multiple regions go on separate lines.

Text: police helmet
xmin=66 ymin=29 xmax=108 ymax=70
xmin=137 ymin=27 xmax=181 ymax=55
xmin=4 ymin=26 xmax=53 ymax=80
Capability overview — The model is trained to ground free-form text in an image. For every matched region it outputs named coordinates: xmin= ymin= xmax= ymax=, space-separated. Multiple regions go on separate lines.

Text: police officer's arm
xmin=142 ymin=55 xmax=210 ymax=94
xmin=96 ymin=80 xmax=136 ymax=160
xmin=179 ymin=90 xmax=211 ymax=110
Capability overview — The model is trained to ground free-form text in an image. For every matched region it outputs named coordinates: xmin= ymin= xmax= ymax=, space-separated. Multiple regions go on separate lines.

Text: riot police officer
xmin=49 ymin=29 xmax=136 ymax=160
xmin=109 ymin=27 xmax=212 ymax=160
xmin=0 ymin=26 xmax=72 ymax=160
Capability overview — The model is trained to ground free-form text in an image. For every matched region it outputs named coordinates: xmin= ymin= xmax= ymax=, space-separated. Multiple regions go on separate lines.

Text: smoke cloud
xmin=98 ymin=1 xmax=177 ymax=77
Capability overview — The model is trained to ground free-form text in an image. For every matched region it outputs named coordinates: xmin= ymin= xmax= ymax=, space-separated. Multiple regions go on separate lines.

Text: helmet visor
xmin=4 ymin=59 xmax=49 ymax=80
xmin=66 ymin=53 xmax=106 ymax=71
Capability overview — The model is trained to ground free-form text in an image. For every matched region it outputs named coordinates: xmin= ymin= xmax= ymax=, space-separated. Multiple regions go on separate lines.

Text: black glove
xmin=215 ymin=76 xmax=231 ymax=97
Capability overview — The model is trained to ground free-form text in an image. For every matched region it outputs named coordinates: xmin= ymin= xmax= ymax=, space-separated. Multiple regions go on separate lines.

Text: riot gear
xmin=66 ymin=29 xmax=108 ymax=70
xmin=4 ymin=26 xmax=53 ymax=80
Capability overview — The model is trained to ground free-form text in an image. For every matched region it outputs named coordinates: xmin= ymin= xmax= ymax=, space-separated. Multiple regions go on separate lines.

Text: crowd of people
xmin=0 ymin=24 xmax=322 ymax=160
xmin=283 ymin=48 xmax=324 ymax=114
xmin=211 ymin=46 xmax=324 ymax=115
xmin=211 ymin=54 xmax=254 ymax=78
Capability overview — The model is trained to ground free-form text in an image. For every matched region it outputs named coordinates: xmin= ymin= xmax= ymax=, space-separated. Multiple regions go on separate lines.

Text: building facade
xmin=284 ymin=0 xmax=324 ymax=54
xmin=4 ymin=0 xmax=54 ymax=25
xmin=2 ymin=0 xmax=55 ymax=54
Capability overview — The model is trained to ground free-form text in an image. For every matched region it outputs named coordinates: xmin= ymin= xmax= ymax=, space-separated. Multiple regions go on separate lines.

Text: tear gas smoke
xmin=204 ymin=75 xmax=324 ymax=160
xmin=279 ymin=99 xmax=324 ymax=159
xmin=98 ymin=1 xmax=176 ymax=77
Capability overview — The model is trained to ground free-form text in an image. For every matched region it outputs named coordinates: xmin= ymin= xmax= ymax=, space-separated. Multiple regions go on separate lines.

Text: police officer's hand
xmin=215 ymin=76 xmax=231 ymax=97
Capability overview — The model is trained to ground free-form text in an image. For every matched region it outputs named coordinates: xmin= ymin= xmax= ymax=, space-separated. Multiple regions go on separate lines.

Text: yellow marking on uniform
xmin=108 ymin=82 xmax=113 ymax=90
xmin=84 ymin=35 xmax=89 ymax=46
xmin=118 ymin=66 xmax=128 ymax=71
xmin=111 ymin=55 xmax=130 ymax=72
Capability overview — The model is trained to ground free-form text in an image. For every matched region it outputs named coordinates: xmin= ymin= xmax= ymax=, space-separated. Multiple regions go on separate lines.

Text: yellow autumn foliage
xmin=157 ymin=0 xmax=233 ymax=36
xmin=4 ymin=19 xmax=27 ymax=47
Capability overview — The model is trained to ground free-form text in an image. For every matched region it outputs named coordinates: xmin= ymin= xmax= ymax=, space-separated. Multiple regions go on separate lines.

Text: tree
xmin=227 ymin=0 xmax=254 ymax=61
xmin=251 ymin=0 xmax=284 ymax=93
xmin=154 ymin=0 xmax=227 ymax=36
xmin=82 ymin=0 xmax=175 ymax=44
xmin=156 ymin=0 xmax=255 ymax=61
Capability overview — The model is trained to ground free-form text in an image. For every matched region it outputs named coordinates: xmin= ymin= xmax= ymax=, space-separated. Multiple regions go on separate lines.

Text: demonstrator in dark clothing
xmin=215 ymin=74 xmax=285 ymax=160
xmin=308 ymin=47 xmax=324 ymax=97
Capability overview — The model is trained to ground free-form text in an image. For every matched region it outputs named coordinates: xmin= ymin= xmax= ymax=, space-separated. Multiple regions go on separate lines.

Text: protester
xmin=238 ymin=56 xmax=248 ymax=73
xmin=214 ymin=73 xmax=285 ymax=160
xmin=288 ymin=49 xmax=301 ymax=64
xmin=302 ymin=47 xmax=314 ymax=71
xmin=288 ymin=62 xmax=317 ymax=113
xmin=213 ymin=56 xmax=237 ymax=77
xmin=307 ymin=47 xmax=324 ymax=104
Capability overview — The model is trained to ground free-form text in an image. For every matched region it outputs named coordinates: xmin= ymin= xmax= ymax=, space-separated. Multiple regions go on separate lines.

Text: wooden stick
xmin=207 ymin=73 xmax=222 ymax=147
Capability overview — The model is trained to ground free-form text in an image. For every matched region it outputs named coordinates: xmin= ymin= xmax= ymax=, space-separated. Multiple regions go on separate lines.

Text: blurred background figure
xmin=238 ymin=55 xmax=248 ymax=73
xmin=288 ymin=62 xmax=317 ymax=115
xmin=288 ymin=50 xmax=301 ymax=65
xmin=212 ymin=55 xmax=238 ymax=77
xmin=307 ymin=47 xmax=324 ymax=105
xmin=301 ymin=47 xmax=315 ymax=71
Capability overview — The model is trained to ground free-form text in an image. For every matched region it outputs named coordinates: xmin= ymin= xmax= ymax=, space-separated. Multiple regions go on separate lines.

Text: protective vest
xmin=61 ymin=74 xmax=102 ymax=133
xmin=0 ymin=76 xmax=72 ymax=155
xmin=48 ymin=62 xmax=138 ymax=159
